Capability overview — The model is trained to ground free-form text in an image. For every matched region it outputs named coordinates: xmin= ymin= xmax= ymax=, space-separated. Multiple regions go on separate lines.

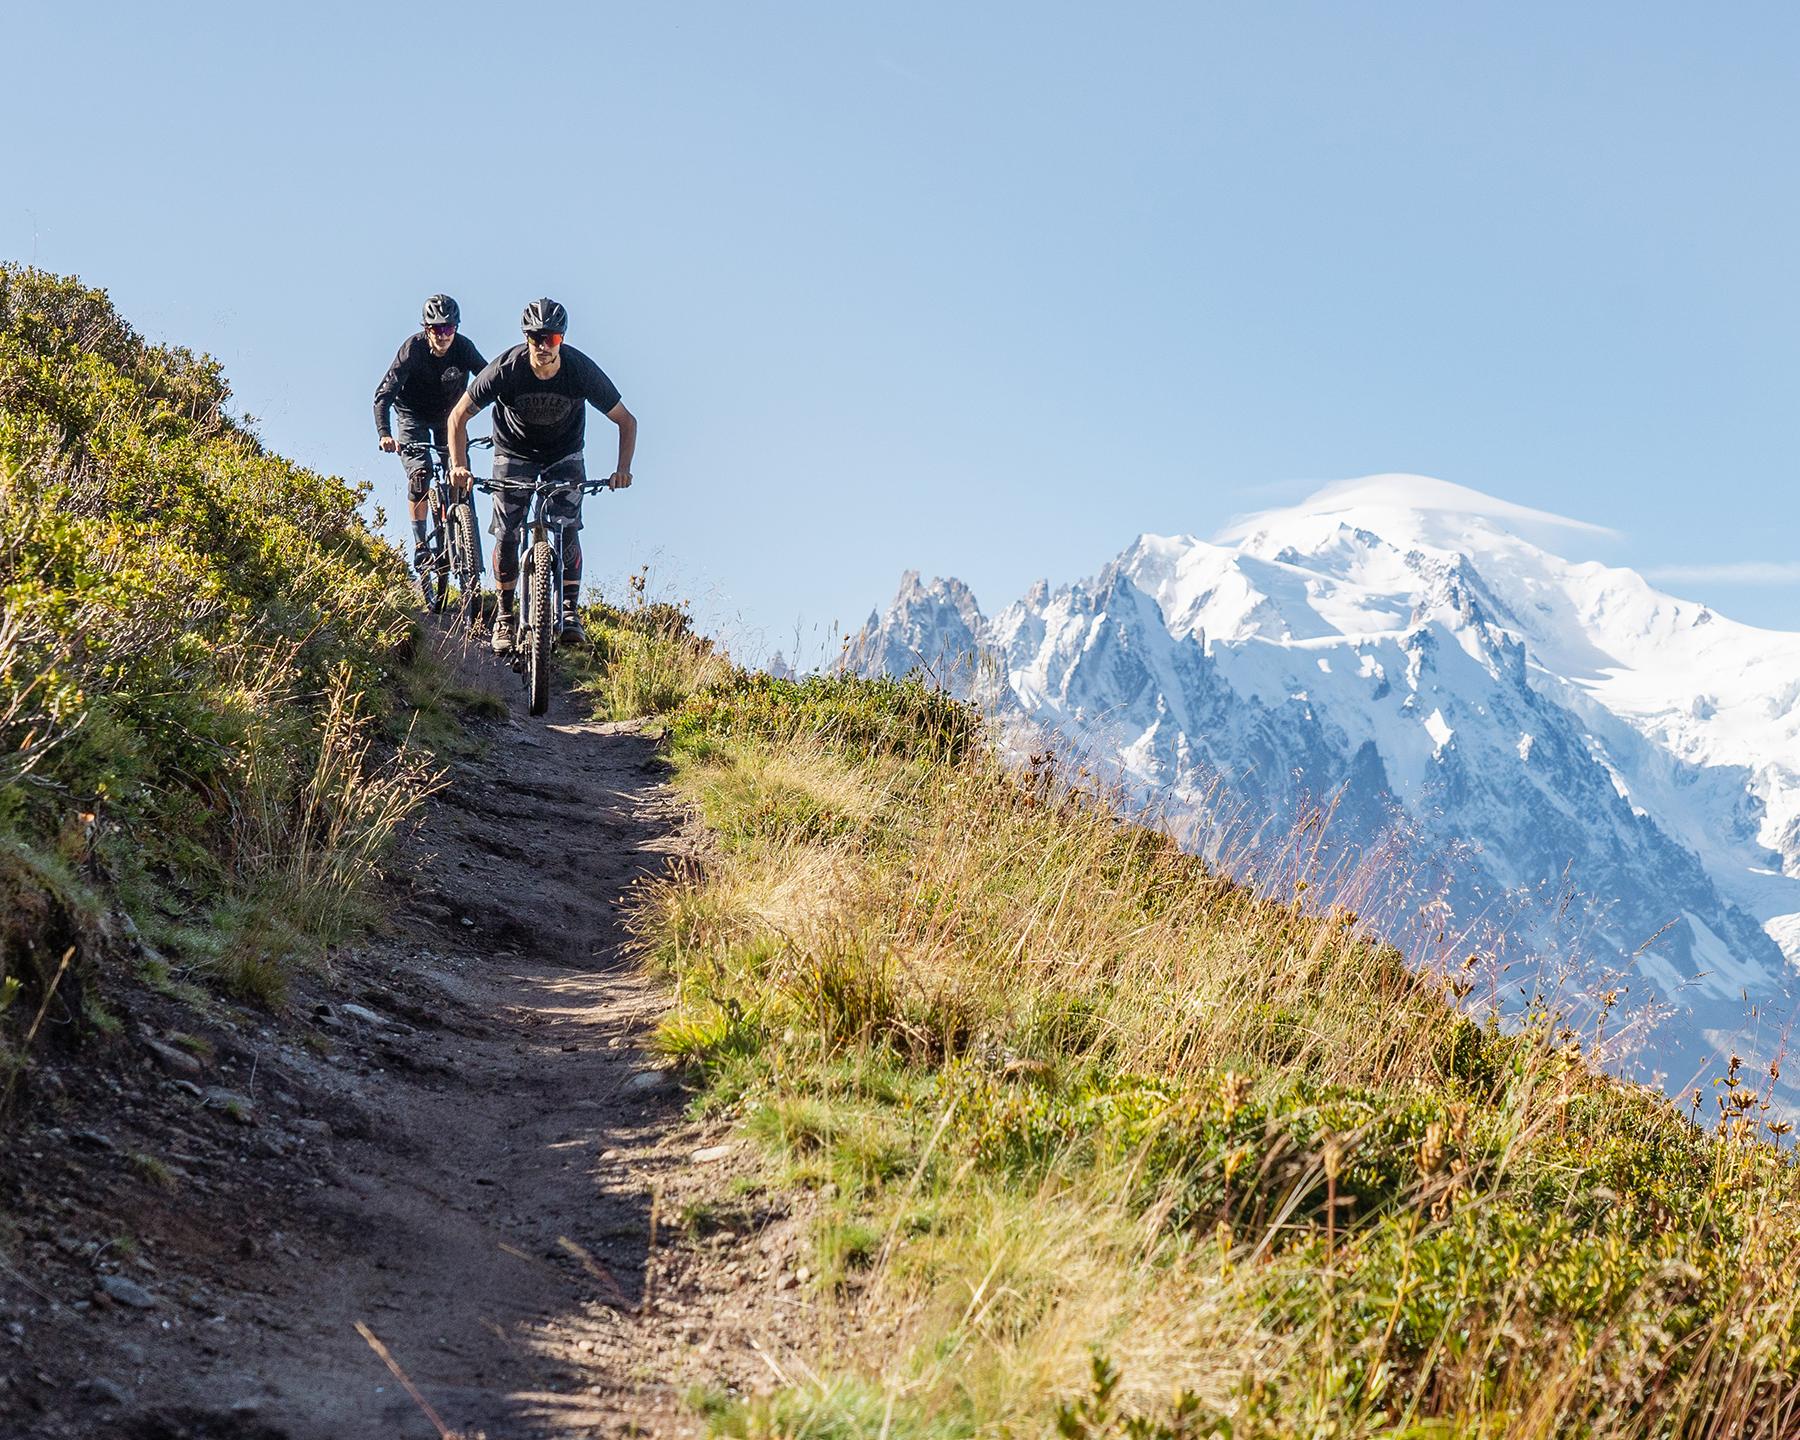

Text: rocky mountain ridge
xmin=848 ymin=475 xmax=1800 ymax=1095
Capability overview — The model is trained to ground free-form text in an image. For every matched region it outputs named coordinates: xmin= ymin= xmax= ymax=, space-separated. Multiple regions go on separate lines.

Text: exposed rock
xmin=98 ymin=1275 xmax=157 ymax=1310
xmin=690 ymin=1144 xmax=732 ymax=1163
xmin=628 ymin=1069 xmax=670 ymax=1093
xmin=145 ymin=1041 xmax=202 ymax=1079
xmin=78 ymin=1376 xmax=130 ymax=1405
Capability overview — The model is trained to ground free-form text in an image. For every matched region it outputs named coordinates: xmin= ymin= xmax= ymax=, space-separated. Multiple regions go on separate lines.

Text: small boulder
xmin=690 ymin=1144 xmax=732 ymax=1164
xmin=78 ymin=1376 xmax=130 ymax=1406
xmin=145 ymin=1041 xmax=202 ymax=1079
xmin=98 ymin=1275 xmax=157 ymax=1310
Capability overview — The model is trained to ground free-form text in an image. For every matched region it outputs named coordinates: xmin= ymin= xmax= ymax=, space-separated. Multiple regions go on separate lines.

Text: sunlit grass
xmin=629 ymin=670 xmax=1800 ymax=1439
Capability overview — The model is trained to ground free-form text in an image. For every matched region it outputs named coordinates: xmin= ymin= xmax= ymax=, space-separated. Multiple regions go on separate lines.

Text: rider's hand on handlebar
xmin=450 ymin=463 xmax=473 ymax=488
xmin=608 ymin=470 xmax=633 ymax=490
xmin=379 ymin=435 xmax=398 ymax=453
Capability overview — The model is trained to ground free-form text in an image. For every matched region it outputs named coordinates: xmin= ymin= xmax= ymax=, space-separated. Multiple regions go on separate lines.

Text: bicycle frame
xmin=478 ymin=471 xmax=608 ymax=714
xmin=401 ymin=435 xmax=492 ymax=514
xmin=401 ymin=435 xmax=491 ymax=615
xmin=480 ymin=474 xmax=608 ymax=628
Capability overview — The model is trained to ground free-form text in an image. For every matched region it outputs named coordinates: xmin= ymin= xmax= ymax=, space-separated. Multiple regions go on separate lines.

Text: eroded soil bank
xmin=1 ymin=632 xmax=812 ymax=1440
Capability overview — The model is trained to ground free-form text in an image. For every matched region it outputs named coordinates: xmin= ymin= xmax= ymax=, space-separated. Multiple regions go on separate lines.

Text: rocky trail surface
xmin=1 ymin=631 xmax=813 ymax=1439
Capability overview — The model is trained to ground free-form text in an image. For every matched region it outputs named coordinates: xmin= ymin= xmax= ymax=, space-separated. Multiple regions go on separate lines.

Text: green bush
xmin=0 ymin=266 xmax=426 ymax=1038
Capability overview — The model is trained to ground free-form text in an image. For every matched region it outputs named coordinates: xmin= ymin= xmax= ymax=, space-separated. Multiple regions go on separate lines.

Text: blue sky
xmin=6 ymin=2 xmax=1798 ymax=660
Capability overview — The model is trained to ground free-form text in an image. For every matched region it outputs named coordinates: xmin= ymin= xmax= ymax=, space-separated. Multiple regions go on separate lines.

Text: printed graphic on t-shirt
xmin=438 ymin=367 xmax=468 ymax=399
xmin=511 ymin=393 xmax=577 ymax=427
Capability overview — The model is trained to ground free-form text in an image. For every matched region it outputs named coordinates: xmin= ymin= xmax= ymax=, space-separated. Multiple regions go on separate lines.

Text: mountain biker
xmin=446 ymin=298 xmax=637 ymax=651
xmin=374 ymin=294 xmax=489 ymax=576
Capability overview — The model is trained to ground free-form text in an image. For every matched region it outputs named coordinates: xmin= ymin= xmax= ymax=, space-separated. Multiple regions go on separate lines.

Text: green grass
xmin=0 ymin=265 xmax=442 ymax=1089
xmin=616 ymin=668 xmax=1800 ymax=1439
xmin=558 ymin=586 xmax=733 ymax=723
xmin=128 ymin=1151 xmax=177 ymax=1191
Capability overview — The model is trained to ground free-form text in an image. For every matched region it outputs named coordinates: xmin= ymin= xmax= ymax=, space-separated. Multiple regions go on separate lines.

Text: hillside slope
xmin=0 ymin=265 xmax=430 ymax=1031
xmin=637 ymin=668 xmax=1800 ymax=1438
xmin=9 ymin=275 xmax=1800 ymax=1438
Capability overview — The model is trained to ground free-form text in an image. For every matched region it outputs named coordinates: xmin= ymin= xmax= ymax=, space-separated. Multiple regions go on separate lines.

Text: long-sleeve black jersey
xmin=373 ymin=332 xmax=487 ymax=436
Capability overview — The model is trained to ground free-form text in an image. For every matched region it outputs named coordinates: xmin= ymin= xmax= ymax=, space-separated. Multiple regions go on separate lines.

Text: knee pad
xmin=494 ymin=534 xmax=521 ymax=585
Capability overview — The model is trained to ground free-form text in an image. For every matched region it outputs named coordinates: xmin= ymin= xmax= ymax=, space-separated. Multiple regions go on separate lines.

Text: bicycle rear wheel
xmin=526 ymin=539 xmax=555 ymax=716
xmin=448 ymin=499 xmax=481 ymax=623
xmin=417 ymin=513 xmax=449 ymax=614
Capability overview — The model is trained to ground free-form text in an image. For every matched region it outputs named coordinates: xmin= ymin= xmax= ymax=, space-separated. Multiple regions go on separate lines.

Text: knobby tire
xmin=449 ymin=499 xmax=481 ymax=623
xmin=417 ymin=518 xmax=448 ymax=614
xmin=526 ymin=539 xmax=555 ymax=717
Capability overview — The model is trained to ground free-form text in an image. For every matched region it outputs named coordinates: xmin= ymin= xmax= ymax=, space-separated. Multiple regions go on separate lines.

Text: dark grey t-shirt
xmin=466 ymin=343 xmax=622 ymax=464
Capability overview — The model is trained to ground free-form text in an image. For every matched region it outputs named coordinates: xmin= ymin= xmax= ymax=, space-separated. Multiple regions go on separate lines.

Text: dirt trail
xmin=1 ymin=630 xmax=809 ymax=1439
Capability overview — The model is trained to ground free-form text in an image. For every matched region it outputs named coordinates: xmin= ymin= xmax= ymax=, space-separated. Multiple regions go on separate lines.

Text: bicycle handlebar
xmin=475 ymin=475 xmax=618 ymax=496
xmin=398 ymin=435 xmax=492 ymax=454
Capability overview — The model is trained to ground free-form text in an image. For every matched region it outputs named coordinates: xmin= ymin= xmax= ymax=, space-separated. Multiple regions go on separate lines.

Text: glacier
xmin=847 ymin=475 xmax=1800 ymax=1102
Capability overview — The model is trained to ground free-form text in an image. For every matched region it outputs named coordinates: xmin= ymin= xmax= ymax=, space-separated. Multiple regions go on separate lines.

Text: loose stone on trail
xmin=145 ymin=1040 xmax=202 ymax=1078
xmin=98 ymin=1276 xmax=158 ymax=1310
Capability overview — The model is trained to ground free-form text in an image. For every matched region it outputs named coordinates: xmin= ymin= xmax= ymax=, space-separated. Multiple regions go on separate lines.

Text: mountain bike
xmin=477 ymin=471 xmax=611 ymax=717
xmin=400 ymin=435 xmax=491 ymax=619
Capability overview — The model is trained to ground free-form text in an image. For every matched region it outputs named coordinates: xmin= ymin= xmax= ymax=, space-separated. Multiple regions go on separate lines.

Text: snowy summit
xmin=849 ymin=475 xmax=1800 ymax=1098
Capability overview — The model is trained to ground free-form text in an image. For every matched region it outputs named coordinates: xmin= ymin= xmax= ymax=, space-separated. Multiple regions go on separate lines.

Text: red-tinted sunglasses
xmin=526 ymin=331 xmax=563 ymax=347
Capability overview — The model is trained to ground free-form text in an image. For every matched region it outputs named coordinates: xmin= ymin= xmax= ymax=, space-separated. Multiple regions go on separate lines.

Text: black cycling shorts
xmin=393 ymin=409 xmax=451 ymax=503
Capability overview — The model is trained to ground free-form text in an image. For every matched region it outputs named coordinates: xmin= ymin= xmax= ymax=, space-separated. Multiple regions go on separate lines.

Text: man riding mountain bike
xmin=374 ymin=294 xmax=489 ymax=577
xmin=447 ymin=297 xmax=637 ymax=651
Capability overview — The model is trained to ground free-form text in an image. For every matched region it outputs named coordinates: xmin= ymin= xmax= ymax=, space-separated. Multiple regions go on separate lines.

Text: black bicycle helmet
xmin=421 ymin=294 xmax=460 ymax=327
xmin=520 ymin=297 xmax=568 ymax=334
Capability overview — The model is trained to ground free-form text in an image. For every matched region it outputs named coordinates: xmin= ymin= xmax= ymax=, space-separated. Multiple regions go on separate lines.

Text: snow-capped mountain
xmin=848 ymin=475 xmax=1800 ymax=1096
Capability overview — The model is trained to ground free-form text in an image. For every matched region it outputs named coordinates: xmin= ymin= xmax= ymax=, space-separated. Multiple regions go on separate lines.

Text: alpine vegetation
xmin=0 ymin=266 xmax=431 ymax=1057
xmin=635 ymin=665 xmax=1800 ymax=1438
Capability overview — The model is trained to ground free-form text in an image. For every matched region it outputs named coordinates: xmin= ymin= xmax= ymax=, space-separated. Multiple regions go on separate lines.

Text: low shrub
xmin=0 ymin=266 xmax=431 ymax=1063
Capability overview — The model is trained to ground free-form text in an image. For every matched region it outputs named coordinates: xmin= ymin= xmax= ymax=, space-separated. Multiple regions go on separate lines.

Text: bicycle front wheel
xmin=448 ymin=499 xmax=481 ymax=623
xmin=526 ymin=538 xmax=555 ymax=716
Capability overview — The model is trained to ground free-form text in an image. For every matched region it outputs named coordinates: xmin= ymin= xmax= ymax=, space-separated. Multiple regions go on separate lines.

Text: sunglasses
xmin=526 ymin=331 xmax=563 ymax=347
xmin=426 ymin=324 xmax=456 ymax=338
